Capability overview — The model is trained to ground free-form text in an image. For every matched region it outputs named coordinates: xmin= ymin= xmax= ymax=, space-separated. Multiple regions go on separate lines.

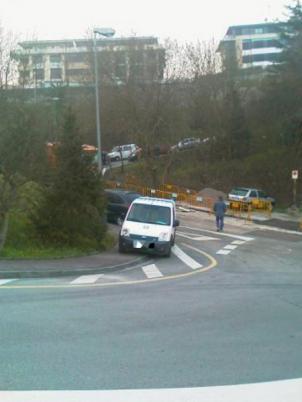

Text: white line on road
xmin=1 ymin=379 xmax=301 ymax=402
xmin=70 ymin=274 xmax=104 ymax=285
xmin=224 ymin=245 xmax=238 ymax=250
xmin=172 ymin=245 xmax=203 ymax=270
xmin=232 ymin=240 xmax=246 ymax=245
xmin=0 ymin=279 xmax=16 ymax=286
xmin=177 ymin=232 xmax=218 ymax=241
xmin=142 ymin=264 xmax=163 ymax=279
xmin=180 ymin=226 xmax=254 ymax=242
xmin=216 ymin=249 xmax=232 ymax=255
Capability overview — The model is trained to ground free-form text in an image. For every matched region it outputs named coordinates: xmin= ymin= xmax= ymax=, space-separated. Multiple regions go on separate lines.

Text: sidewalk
xmin=0 ymin=247 xmax=149 ymax=279
xmin=178 ymin=203 xmax=302 ymax=232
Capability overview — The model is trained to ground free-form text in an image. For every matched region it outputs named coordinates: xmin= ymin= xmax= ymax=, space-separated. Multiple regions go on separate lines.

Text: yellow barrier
xmin=106 ymin=181 xmax=272 ymax=221
xmin=229 ymin=200 xmax=272 ymax=220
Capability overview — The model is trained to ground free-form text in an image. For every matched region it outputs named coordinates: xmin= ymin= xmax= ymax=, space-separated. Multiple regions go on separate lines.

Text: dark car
xmin=105 ymin=189 xmax=141 ymax=225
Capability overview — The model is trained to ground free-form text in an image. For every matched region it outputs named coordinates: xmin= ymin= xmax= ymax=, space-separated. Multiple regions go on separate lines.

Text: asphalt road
xmin=0 ymin=212 xmax=301 ymax=391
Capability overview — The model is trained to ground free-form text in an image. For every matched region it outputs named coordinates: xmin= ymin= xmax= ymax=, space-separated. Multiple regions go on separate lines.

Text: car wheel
xmin=164 ymin=242 xmax=172 ymax=258
xmin=118 ymin=239 xmax=128 ymax=254
xmin=171 ymin=235 xmax=175 ymax=246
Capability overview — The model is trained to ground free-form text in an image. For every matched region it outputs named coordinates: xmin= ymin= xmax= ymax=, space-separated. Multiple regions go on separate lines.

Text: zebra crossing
xmin=0 ymin=229 xmax=254 ymax=288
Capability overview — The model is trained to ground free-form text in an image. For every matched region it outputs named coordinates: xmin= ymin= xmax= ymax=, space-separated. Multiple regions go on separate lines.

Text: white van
xmin=119 ymin=197 xmax=180 ymax=257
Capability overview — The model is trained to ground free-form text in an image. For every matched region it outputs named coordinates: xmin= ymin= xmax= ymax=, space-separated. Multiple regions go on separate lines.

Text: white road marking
xmin=142 ymin=264 xmax=163 ymax=279
xmin=0 ymin=279 xmax=16 ymax=286
xmin=1 ymin=378 xmax=301 ymax=402
xmin=180 ymin=226 xmax=254 ymax=241
xmin=172 ymin=245 xmax=203 ymax=270
xmin=232 ymin=240 xmax=246 ymax=245
xmin=224 ymin=245 xmax=238 ymax=250
xmin=217 ymin=249 xmax=231 ymax=255
xmin=177 ymin=232 xmax=218 ymax=241
xmin=70 ymin=274 xmax=104 ymax=285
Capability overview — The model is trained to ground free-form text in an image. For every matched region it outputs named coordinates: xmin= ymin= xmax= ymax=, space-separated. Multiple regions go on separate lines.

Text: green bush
xmin=33 ymin=110 xmax=107 ymax=249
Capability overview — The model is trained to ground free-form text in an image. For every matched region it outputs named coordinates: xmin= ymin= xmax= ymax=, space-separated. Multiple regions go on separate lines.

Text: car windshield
xmin=127 ymin=204 xmax=171 ymax=225
xmin=111 ymin=146 xmax=121 ymax=152
xmin=231 ymin=188 xmax=249 ymax=196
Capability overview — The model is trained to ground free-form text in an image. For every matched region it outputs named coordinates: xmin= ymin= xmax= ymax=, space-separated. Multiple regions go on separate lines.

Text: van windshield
xmin=127 ymin=204 xmax=171 ymax=226
xmin=231 ymin=188 xmax=249 ymax=196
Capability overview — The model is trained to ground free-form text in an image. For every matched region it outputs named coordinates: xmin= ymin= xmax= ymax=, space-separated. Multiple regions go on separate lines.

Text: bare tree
xmin=0 ymin=23 xmax=18 ymax=89
xmin=164 ymin=38 xmax=221 ymax=81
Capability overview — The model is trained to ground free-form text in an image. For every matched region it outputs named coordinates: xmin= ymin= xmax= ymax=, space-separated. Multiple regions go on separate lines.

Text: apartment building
xmin=13 ymin=36 xmax=165 ymax=88
xmin=218 ymin=22 xmax=284 ymax=70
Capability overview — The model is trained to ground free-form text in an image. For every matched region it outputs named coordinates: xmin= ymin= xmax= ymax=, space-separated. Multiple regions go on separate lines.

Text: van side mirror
xmin=174 ymin=219 xmax=180 ymax=227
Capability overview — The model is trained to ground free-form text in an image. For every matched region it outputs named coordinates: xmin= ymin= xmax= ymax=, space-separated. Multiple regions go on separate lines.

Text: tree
xmin=280 ymin=1 xmax=302 ymax=77
xmin=34 ymin=109 xmax=106 ymax=248
xmin=0 ymin=23 xmax=18 ymax=90
xmin=0 ymin=98 xmax=47 ymax=251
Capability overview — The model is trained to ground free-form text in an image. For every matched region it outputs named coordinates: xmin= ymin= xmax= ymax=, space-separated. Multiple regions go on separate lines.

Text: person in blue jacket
xmin=213 ymin=196 xmax=227 ymax=232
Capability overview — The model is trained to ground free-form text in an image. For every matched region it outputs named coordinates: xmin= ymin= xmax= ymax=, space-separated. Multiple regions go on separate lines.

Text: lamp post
xmin=93 ymin=27 xmax=115 ymax=172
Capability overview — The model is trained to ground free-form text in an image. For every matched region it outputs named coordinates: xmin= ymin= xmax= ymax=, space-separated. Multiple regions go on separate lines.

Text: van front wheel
xmin=118 ymin=239 xmax=128 ymax=254
xmin=164 ymin=243 xmax=172 ymax=258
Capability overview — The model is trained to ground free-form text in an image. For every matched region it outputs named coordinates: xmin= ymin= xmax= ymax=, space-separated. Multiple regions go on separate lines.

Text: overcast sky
xmin=0 ymin=0 xmax=291 ymax=43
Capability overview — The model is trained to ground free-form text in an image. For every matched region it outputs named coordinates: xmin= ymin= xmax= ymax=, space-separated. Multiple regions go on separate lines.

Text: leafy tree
xmin=34 ymin=109 xmax=106 ymax=248
xmin=280 ymin=1 xmax=302 ymax=77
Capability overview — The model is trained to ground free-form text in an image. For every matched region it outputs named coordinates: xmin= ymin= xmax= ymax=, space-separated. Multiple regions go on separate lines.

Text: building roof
xmin=227 ymin=22 xmax=282 ymax=31
xmin=18 ymin=36 xmax=159 ymax=50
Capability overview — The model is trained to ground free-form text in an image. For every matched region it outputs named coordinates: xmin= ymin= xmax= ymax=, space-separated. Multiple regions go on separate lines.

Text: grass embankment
xmin=0 ymin=211 xmax=116 ymax=260
xmin=108 ymin=146 xmax=302 ymax=208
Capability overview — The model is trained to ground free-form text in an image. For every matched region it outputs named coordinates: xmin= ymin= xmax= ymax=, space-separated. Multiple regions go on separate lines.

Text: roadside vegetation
xmin=0 ymin=2 xmax=301 ymax=257
xmin=106 ymin=3 xmax=302 ymax=207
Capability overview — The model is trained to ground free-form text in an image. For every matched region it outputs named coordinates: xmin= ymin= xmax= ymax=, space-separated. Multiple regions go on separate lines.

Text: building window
xmin=243 ymin=53 xmax=280 ymax=64
xmin=65 ymin=53 xmax=85 ymax=63
xmin=66 ymin=68 xmax=88 ymax=82
xmin=32 ymin=54 xmax=43 ymax=65
xmin=254 ymin=28 xmax=264 ymax=34
xmin=33 ymin=68 xmax=44 ymax=80
xmin=243 ymin=39 xmax=282 ymax=50
xmin=234 ymin=25 xmax=279 ymax=37
xmin=50 ymin=68 xmax=62 ymax=79
xmin=115 ymin=64 xmax=127 ymax=81
xmin=20 ymin=56 xmax=30 ymax=65
xmin=114 ymin=51 xmax=126 ymax=65
xmin=50 ymin=54 xmax=61 ymax=63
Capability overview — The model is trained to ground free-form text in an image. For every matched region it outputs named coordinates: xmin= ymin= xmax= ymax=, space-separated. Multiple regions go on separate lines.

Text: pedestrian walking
xmin=213 ymin=196 xmax=227 ymax=232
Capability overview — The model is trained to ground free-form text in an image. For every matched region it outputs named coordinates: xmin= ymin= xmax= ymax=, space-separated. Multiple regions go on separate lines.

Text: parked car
xmin=108 ymin=144 xmax=139 ymax=162
xmin=119 ymin=197 xmax=179 ymax=257
xmin=177 ymin=137 xmax=201 ymax=150
xmin=128 ymin=145 xmax=142 ymax=161
xmin=228 ymin=187 xmax=275 ymax=207
xmin=105 ymin=189 xmax=141 ymax=225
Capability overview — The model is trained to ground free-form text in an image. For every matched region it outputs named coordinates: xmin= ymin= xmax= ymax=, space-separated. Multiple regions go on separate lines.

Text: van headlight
xmin=121 ymin=228 xmax=130 ymax=237
xmin=158 ymin=232 xmax=170 ymax=242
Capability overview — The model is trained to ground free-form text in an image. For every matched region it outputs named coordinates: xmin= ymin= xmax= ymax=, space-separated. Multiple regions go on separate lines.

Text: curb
xmin=0 ymin=255 xmax=150 ymax=280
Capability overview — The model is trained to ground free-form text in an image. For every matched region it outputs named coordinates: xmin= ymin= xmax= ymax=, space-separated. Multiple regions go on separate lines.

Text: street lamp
xmin=93 ymin=27 xmax=115 ymax=172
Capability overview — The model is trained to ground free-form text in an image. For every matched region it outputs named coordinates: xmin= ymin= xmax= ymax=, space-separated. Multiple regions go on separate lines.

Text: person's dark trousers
xmin=216 ymin=215 xmax=224 ymax=231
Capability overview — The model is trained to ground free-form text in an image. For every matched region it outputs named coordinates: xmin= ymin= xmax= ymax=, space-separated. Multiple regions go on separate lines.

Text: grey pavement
xmin=0 ymin=213 xmax=301 ymax=390
xmin=0 ymin=248 xmax=149 ymax=279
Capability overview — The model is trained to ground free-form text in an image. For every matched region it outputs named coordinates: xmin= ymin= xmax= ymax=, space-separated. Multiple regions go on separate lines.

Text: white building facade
xmin=13 ymin=36 xmax=165 ymax=88
xmin=219 ymin=23 xmax=283 ymax=70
